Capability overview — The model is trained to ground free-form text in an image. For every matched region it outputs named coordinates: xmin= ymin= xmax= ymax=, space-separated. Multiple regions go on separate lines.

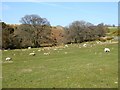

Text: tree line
xmin=1 ymin=14 xmax=109 ymax=49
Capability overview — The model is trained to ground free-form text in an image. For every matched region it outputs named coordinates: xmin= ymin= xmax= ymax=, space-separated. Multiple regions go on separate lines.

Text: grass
xmin=2 ymin=41 xmax=118 ymax=88
xmin=0 ymin=50 xmax=2 ymax=89
xmin=107 ymin=27 xmax=119 ymax=36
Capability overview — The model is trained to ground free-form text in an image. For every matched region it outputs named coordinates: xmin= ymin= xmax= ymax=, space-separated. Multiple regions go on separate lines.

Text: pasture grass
xmin=107 ymin=27 xmax=118 ymax=36
xmin=0 ymin=50 xmax=2 ymax=89
xmin=2 ymin=42 xmax=118 ymax=88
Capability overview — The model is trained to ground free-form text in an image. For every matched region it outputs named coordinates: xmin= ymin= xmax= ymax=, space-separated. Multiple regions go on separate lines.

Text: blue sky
xmin=1 ymin=2 xmax=118 ymax=26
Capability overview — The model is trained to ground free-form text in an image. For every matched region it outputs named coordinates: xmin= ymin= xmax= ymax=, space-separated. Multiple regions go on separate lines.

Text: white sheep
xmin=29 ymin=52 xmax=36 ymax=56
xmin=64 ymin=52 xmax=68 ymax=54
xmin=54 ymin=48 xmax=57 ymax=51
xmin=44 ymin=52 xmax=50 ymax=55
xmin=5 ymin=57 xmax=12 ymax=61
xmin=28 ymin=47 xmax=31 ymax=49
xmin=104 ymin=48 xmax=110 ymax=52
xmin=38 ymin=49 xmax=41 ymax=52
xmin=96 ymin=41 xmax=100 ymax=44
xmin=83 ymin=44 xmax=87 ymax=47
xmin=65 ymin=45 xmax=68 ymax=48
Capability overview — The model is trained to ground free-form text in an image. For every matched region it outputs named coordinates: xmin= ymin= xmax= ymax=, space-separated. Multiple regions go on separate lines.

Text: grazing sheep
xmin=96 ymin=41 xmax=100 ymax=44
xmin=41 ymin=48 xmax=45 ymax=51
xmin=28 ymin=47 xmax=31 ymax=49
xmin=54 ymin=48 xmax=57 ymax=51
xmin=29 ymin=52 xmax=36 ymax=56
xmin=114 ymin=82 xmax=118 ymax=84
xmin=65 ymin=45 xmax=68 ymax=48
xmin=5 ymin=57 xmax=12 ymax=61
xmin=83 ymin=44 xmax=87 ymax=47
xmin=38 ymin=49 xmax=41 ymax=51
xmin=44 ymin=52 xmax=50 ymax=55
xmin=104 ymin=48 xmax=110 ymax=52
xmin=64 ymin=52 xmax=68 ymax=54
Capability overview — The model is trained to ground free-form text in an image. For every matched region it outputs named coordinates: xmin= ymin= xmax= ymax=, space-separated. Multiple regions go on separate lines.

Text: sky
xmin=1 ymin=2 xmax=118 ymax=26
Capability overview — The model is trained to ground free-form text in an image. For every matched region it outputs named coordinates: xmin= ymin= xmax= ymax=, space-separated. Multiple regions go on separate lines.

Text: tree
xmin=0 ymin=21 xmax=2 ymax=49
xmin=96 ymin=23 xmax=106 ymax=37
xmin=51 ymin=26 xmax=65 ymax=45
xmin=20 ymin=14 xmax=50 ymax=26
xmin=1 ymin=22 xmax=15 ymax=49
xmin=112 ymin=24 xmax=115 ymax=27
xmin=19 ymin=14 xmax=51 ymax=47
xmin=65 ymin=20 xmax=109 ymax=44
xmin=66 ymin=20 xmax=94 ymax=43
xmin=13 ymin=24 xmax=34 ymax=48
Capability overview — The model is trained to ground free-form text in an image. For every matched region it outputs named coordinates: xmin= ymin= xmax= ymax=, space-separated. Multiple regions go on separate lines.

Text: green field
xmin=2 ymin=41 xmax=118 ymax=88
xmin=0 ymin=50 xmax=2 ymax=90
xmin=107 ymin=27 xmax=118 ymax=36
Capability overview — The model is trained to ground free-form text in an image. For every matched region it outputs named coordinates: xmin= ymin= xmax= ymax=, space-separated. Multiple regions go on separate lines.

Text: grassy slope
xmin=2 ymin=42 xmax=118 ymax=88
xmin=107 ymin=27 xmax=119 ymax=36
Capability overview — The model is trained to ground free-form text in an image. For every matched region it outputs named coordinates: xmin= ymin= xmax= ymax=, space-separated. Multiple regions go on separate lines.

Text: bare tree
xmin=19 ymin=14 xmax=51 ymax=47
xmin=66 ymin=20 xmax=94 ymax=43
xmin=20 ymin=14 xmax=50 ymax=26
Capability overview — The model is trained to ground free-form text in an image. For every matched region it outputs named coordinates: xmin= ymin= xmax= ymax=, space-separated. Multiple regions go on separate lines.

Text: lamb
xmin=104 ymin=48 xmax=110 ymax=52
xmin=5 ymin=57 xmax=12 ymax=61
xmin=29 ymin=52 xmax=36 ymax=56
